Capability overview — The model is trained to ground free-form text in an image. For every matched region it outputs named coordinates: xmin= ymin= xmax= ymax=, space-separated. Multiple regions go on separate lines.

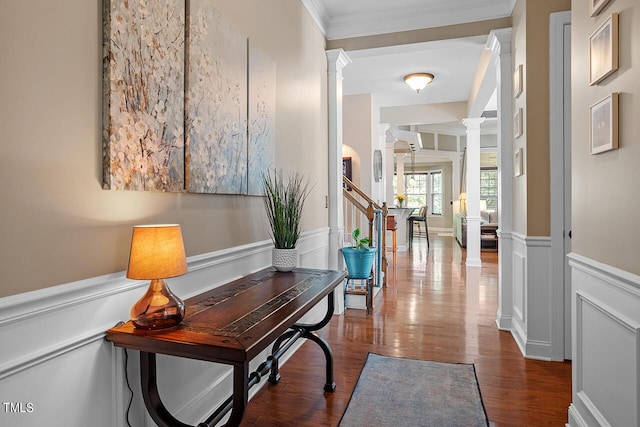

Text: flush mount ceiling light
xmin=403 ymin=73 xmax=434 ymax=93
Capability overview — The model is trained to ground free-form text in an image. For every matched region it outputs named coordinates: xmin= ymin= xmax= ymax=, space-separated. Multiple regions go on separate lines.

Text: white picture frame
xmin=514 ymin=108 xmax=523 ymax=139
xmin=589 ymin=13 xmax=618 ymax=86
xmin=590 ymin=93 xmax=619 ymax=154
xmin=514 ymin=64 xmax=523 ymax=98
xmin=514 ymin=148 xmax=523 ymax=177
xmin=590 ymin=0 xmax=612 ymax=17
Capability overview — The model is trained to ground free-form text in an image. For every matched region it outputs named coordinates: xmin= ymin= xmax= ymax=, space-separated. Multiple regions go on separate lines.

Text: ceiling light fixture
xmin=403 ymin=73 xmax=434 ymax=93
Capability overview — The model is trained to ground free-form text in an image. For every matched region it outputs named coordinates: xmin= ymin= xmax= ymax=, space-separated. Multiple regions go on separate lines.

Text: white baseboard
xmin=0 ymin=228 xmax=330 ymax=427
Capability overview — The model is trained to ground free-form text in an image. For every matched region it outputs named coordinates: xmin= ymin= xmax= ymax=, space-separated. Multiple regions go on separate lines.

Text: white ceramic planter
xmin=272 ymin=248 xmax=297 ymax=272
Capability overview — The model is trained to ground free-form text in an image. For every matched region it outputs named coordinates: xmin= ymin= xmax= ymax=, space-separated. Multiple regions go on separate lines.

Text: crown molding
xmin=301 ymin=0 xmax=330 ymax=37
xmin=324 ymin=0 xmax=516 ymax=40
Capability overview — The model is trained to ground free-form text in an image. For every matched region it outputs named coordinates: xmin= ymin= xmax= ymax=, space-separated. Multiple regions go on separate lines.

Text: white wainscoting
xmin=0 ymin=228 xmax=331 ymax=427
xmin=568 ymin=253 xmax=640 ymax=427
xmin=509 ymin=233 xmax=555 ymax=360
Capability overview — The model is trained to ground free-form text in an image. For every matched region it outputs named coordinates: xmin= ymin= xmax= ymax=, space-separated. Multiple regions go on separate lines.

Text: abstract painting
xmin=102 ymin=0 xmax=185 ymax=192
xmin=247 ymin=42 xmax=276 ymax=195
xmin=103 ymin=1 xmax=277 ymax=195
xmin=186 ymin=0 xmax=248 ymax=194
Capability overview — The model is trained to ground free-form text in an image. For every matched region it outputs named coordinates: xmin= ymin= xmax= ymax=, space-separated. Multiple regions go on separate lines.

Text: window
xmin=429 ymin=171 xmax=442 ymax=215
xmin=393 ymin=171 xmax=442 ymax=214
xmin=480 ymin=168 xmax=498 ymax=211
xmin=405 ymin=174 xmax=427 ymax=208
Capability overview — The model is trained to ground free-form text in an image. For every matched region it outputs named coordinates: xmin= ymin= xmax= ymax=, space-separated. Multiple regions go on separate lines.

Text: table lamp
xmin=459 ymin=192 xmax=467 ymax=213
xmin=127 ymin=224 xmax=187 ymax=330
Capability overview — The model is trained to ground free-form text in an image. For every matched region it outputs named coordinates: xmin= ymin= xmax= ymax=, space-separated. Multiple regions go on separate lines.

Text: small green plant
xmin=262 ymin=170 xmax=312 ymax=249
xmin=351 ymin=228 xmax=371 ymax=250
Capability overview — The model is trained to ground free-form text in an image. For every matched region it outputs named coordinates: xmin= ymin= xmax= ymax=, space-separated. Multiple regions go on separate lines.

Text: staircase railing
xmin=342 ymin=175 xmax=388 ymax=288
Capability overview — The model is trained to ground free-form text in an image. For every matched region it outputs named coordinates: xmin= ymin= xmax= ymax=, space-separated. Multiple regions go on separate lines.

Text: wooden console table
xmin=106 ymin=267 xmax=346 ymax=427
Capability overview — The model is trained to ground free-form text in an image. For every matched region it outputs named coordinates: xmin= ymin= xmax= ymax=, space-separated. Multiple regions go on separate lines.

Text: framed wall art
xmin=514 ymin=108 xmax=523 ymax=139
xmin=373 ymin=150 xmax=383 ymax=182
xmin=102 ymin=0 xmax=186 ymax=192
xmin=589 ymin=13 xmax=618 ymax=86
xmin=590 ymin=92 xmax=619 ymax=154
xmin=102 ymin=1 xmax=277 ymax=196
xmin=514 ymin=64 xmax=523 ymax=98
xmin=186 ymin=0 xmax=248 ymax=195
xmin=514 ymin=148 xmax=523 ymax=177
xmin=590 ymin=0 xmax=612 ymax=17
xmin=342 ymin=157 xmax=353 ymax=191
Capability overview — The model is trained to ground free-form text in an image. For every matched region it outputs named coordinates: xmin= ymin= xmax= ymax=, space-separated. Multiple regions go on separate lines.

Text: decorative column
xmin=453 ymin=140 xmax=463 ymax=214
xmin=326 ymin=49 xmax=351 ymax=276
xmin=383 ymin=126 xmax=395 ymax=205
xmin=462 ymin=117 xmax=485 ymax=267
xmin=395 ymin=153 xmax=406 ymax=201
xmin=487 ymin=28 xmax=513 ymax=330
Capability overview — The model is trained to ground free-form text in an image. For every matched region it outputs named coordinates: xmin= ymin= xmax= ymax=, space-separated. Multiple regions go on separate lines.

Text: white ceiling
xmin=342 ymin=36 xmax=487 ymax=107
xmin=304 ymin=0 xmax=514 ymax=136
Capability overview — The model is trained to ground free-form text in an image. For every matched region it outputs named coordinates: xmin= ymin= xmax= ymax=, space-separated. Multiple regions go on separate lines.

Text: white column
xmin=379 ymin=123 xmax=391 ymax=204
xmin=327 ymin=49 xmax=351 ymax=276
xmin=385 ymin=137 xmax=395 ymax=204
xmin=462 ymin=117 xmax=485 ymax=267
xmin=395 ymin=153 xmax=406 ymax=201
xmin=453 ymin=143 xmax=462 ymax=215
xmin=487 ymin=28 xmax=514 ymax=330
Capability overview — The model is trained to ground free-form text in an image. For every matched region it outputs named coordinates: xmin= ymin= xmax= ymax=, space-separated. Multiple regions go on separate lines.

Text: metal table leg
xmin=138 ymin=291 xmax=337 ymax=427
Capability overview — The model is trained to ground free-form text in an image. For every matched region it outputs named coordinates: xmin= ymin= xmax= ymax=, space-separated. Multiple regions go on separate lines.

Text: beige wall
xmin=571 ymin=0 xmax=640 ymax=274
xmin=343 ymin=94 xmax=374 ymax=195
xmin=511 ymin=0 xmax=528 ymax=234
xmin=0 ymin=0 xmax=328 ymax=298
xmin=511 ymin=0 xmax=571 ymax=236
xmin=381 ymin=102 xmax=468 ymax=126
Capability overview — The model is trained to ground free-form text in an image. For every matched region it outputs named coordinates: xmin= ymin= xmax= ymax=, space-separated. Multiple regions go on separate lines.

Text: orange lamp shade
xmin=127 ymin=224 xmax=188 ymax=280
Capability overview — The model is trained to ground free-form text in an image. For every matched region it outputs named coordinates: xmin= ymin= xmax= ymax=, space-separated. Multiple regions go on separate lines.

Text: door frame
xmin=549 ymin=11 xmax=572 ymax=361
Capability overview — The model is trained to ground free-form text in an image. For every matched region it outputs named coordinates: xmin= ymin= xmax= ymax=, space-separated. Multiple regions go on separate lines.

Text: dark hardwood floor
xmin=240 ymin=234 xmax=572 ymax=426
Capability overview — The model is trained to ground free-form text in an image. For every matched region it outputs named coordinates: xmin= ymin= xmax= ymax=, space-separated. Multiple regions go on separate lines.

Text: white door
xmin=551 ymin=12 xmax=571 ymax=361
xmin=562 ymin=22 xmax=572 ymax=360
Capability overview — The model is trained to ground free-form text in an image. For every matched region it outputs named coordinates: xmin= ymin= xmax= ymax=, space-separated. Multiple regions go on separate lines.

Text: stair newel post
xmin=381 ymin=202 xmax=388 ymax=287
xmin=366 ymin=203 xmax=375 ymax=247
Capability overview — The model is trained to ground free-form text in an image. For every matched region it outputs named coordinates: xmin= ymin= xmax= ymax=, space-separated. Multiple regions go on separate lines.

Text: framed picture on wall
xmin=343 ymin=157 xmax=352 ymax=190
xmin=514 ymin=148 xmax=524 ymax=177
xmin=589 ymin=13 xmax=618 ymax=85
xmin=590 ymin=0 xmax=612 ymax=17
xmin=514 ymin=64 xmax=523 ymax=98
xmin=590 ymin=93 xmax=619 ymax=154
xmin=514 ymin=108 xmax=523 ymax=139
xmin=373 ymin=150 xmax=383 ymax=182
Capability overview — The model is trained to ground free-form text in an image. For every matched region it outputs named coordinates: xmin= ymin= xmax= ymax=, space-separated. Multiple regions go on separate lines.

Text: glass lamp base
xmin=131 ymin=278 xmax=185 ymax=330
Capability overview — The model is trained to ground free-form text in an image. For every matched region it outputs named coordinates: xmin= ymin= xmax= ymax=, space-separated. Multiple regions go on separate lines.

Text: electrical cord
xmin=113 ymin=321 xmax=134 ymax=427
xmin=123 ymin=348 xmax=134 ymax=427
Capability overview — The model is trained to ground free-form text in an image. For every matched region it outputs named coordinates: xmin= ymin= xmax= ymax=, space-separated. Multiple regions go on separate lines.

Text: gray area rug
xmin=339 ymin=353 xmax=489 ymax=427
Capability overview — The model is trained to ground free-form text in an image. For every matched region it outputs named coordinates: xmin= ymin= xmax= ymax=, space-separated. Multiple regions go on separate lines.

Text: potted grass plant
xmin=342 ymin=228 xmax=377 ymax=278
xmin=262 ymin=170 xmax=311 ymax=272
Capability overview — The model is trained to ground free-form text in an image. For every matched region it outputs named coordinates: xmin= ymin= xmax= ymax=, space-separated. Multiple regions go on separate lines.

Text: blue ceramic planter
xmin=342 ymin=246 xmax=377 ymax=279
